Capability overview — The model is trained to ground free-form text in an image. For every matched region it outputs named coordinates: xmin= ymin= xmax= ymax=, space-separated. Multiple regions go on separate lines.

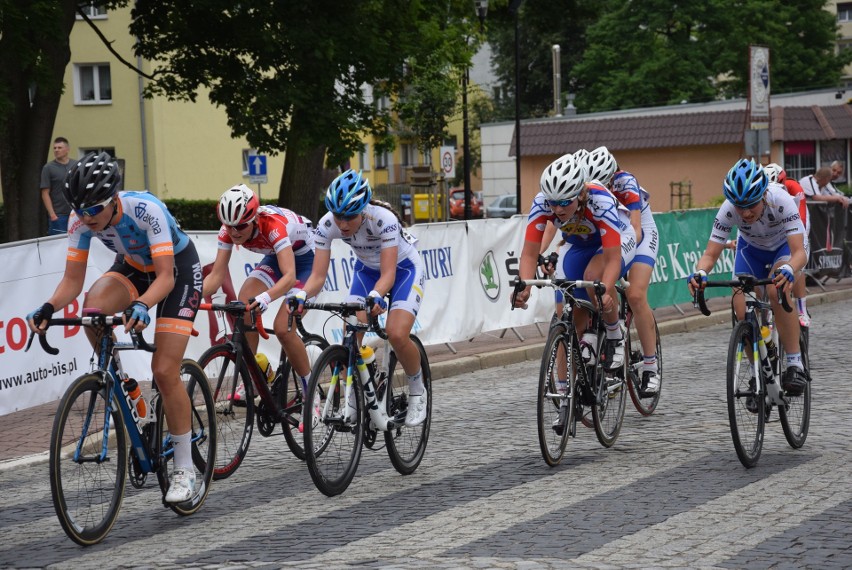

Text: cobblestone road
xmin=0 ymin=300 xmax=850 ymax=569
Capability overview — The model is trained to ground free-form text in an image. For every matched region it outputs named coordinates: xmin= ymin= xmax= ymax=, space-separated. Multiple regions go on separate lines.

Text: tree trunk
xmin=0 ymin=0 xmax=78 ymax=243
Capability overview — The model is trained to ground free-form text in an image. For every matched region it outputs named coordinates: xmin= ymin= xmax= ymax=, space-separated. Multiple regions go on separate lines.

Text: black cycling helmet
xmin=63 ymin=151 xmax=122 ymax=211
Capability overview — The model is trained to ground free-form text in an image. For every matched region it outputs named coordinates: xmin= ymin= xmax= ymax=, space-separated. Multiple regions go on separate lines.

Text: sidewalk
xmin=3 ymin=280 xmax=850 ymax=469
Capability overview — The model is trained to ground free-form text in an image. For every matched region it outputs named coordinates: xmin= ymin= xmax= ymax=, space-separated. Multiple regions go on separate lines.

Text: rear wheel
xmin=304 ymin=345 xmax=364 ymax=496
xmin=779 ymin=329 xmax=811 ymax=449
xmin=159 ymin=359 xmax=216 ymax=516
xmin=197 ymin=344 xmax=254 ymax=480
xmin=50 ymin=374 xmax=126 ymax=546
xmin=537 ymin=323 xmax=576 ymax=466
xmin=727 ymin=321 xmax=764 ymax=468
xmin=625 ymin=311 xmax=662 ymax=416
xmin=385 ymin=336 xmax=431 ymax=474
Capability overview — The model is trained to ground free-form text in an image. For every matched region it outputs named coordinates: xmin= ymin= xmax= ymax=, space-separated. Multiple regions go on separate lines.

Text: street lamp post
xmin=510 ymin=0 xmax=523 ymax=214
xmin=464 ymin=0 xmax=488 ymax=220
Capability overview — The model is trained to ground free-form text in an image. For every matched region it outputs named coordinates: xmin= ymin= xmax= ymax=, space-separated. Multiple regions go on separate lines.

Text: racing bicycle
xmin=694 ymin=274 xmax=810 ymax=468
xmin=301 ymin=299 xmax=431 ymax=496
xmin=197 ymin=300 xmax=328 ymax=479
xmin=28 ymin=310 xmax=215 ymax=546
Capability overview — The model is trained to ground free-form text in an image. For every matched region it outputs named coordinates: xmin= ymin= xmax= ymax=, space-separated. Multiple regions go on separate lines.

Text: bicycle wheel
xmin=198 ymin=343 xmax=254 ymax=480
xmin=727 ymin=321 xmax=764 ymax=468
xmin=779 ymin=329 xmax=811 ymax=449
xmin=304 ymin=345 xmax=364 ymax=496
xmin=591 ymin=335 xmax=627 ymax=448
xmin=537 ymin=323 xmax=575 ymax=466
xmin=625 ymin=311 xmax=662 ymax=416
xmin=154 ymin=360 xmax=216 ymax=516
xmin=280 ymin=334 xmax=329 ymax=461
xmin=49 ymin=374 xmax=126 ymax=546
xmin=384 ymin=335 xmax=431 ymax=474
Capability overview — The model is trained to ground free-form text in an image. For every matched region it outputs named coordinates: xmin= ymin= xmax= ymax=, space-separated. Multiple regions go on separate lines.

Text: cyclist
xmin=290 ymin=169 xmax=427 ymax=427
xmin=26 ymin=151 xmax=202 ymax=503
xmin=514 ymin=153 xmax=636 ymax=396
xmin=585 ymin=146 xmax=661 ymax=395
xmin=202 ymin=184 xmax=316 ymax=428
xmin=763 ymin=163 xmax=811 ymax=328
xmin=687 ymin=159 xmax=809 ymax=396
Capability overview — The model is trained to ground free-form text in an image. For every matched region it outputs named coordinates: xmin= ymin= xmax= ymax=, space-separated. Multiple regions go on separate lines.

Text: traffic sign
xmin=439 ymin=145 xmax=455 ymax=177
xmin=248 ymin=154 xmax=267 ymax=177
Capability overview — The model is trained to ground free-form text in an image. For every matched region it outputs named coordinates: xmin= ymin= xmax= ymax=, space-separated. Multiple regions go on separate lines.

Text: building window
xmin=74 ymin=64 xmax=111 ymax=104
xmin=401 ymin=143 xmax=416 ymax=167
xmin=77 ymin=2 xmax=107 ymax=19
xmin=375 ymin=150 xmax=388 ymax=170
xmin=420 ymin=149 xmax=432 ymax=167
xmin=783 ymin=141 xmax=816 ymax=183
xmin=359 ymin=144 xmax=371 ymax=171
xmin=839 ymin=3 xmax=852 ymax=22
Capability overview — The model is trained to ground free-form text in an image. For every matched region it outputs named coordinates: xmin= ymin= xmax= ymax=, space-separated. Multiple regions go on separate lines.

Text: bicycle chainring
xmin=128 ymin=451 xmax=147 ymax=488
xmin=256 ymin=401 xmax=276 ymax=437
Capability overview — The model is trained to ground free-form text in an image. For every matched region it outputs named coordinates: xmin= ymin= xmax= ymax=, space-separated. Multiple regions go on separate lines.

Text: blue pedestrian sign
xmin=248 ymin=155 xmax=267 ymax=177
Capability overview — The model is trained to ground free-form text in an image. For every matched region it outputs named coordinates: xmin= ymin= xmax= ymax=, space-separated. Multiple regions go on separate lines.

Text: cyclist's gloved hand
xmin=687 ymin=269 xmax=708 ymax=288
xmin=288 ymin=290 xmax=307 ymax=313
xmin=774 ymin=264 xmax=795 ymax=284
xmin=252 ymin=291 xmax=273 ymax=314
xmin=27 ymin=302 xmax=55 ymax=331
xmin=366 ymin=290 xmax=387 ymax=311
xmin=124 ymin=301 xmax=150 ymax=330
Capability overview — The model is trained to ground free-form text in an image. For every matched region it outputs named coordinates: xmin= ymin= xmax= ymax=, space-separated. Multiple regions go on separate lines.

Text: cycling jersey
xmin=314 ymin=203 xmax=420 ymax=270
xmin=525 ymin=185 xmax=632 ymax=251
xmin=216 ymin=205 xmax=314 ymax=257
xmin=710 ymin=186 xmax=805 ymax=251
xmin=66 ymin=191 xmax=190 ymax=272
xmin=780 ymin=179 xmax=809 ymax=231
xmin=611 ymin=170 xmax=656 ymax=230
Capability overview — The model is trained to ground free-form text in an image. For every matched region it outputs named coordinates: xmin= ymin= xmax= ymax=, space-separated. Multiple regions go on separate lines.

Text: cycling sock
xmin=300 ymin=373 xmax=311 ymax=393
xmin=604 ymin=320 xmax=622 ymax=340
xmin=407 ymin=369 xmax=424 ymax=395
xmin=643 ymin=354 xmax=658 ymax=373
xmin=785 ymin=352 xmax=803 ymax=371
xmin=171 ymin=431 xmax=193 ymax=470
xmin=796 ymin=297 xmax=807 ymax=315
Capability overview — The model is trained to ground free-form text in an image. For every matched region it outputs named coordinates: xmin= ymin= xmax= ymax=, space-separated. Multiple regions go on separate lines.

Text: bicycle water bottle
xmin=360 ymin=345 xmax=377 ymax=378
xmin=357 ymin=348 xmax=391 ymax=430
xmin=255 ymin=353 xmax=274 ymax=384
xmin=580 ymin=332 xmax=597 ymax=364
xmin=122 ymin=377 xmax=148 ymax=421
xmin=760 ymin=326 xmax=777 ymax=379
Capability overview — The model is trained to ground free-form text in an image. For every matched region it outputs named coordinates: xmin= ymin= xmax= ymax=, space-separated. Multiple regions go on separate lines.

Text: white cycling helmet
xmin=763 ymin=163 xmax=783 ymax=184
xmin=217 ymin=184 xmax=259 ymax=226
xmin=586 ymin=146 xmax=617 ymax=186
xmin=540 ymin=154 xmax=587 ymax=202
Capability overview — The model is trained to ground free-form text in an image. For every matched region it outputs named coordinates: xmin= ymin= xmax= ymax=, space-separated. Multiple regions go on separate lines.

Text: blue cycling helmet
xmin=723 ymin=159 xmax=767 ymax=207
xmin=325 ymin=169 xmax=372 ymax=216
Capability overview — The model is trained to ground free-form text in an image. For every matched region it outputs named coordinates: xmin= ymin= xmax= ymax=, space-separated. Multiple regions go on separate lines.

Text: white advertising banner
xmin=1 ymin=218 xmax=555 ymax=415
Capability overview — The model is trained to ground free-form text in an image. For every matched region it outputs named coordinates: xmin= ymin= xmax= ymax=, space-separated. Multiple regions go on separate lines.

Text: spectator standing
xmin=40 ymin=137 xmax=75 ymax=235
xmin=799 ymin=166 xmax=850 ymax=208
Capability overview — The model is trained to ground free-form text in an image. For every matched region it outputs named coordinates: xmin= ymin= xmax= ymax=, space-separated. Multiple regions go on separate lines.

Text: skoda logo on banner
xmin=479 ymin=250 xmax=501 ymax=301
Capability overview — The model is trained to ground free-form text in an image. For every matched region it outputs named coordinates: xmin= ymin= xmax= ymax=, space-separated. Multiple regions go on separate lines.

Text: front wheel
xmin=625 ymin=311 xmax=662 ymax=416
xmin=280 ymin=334 xmax=329 ymax=461
xmin=198 ymin=344 xmax=254 ymax=480
xmin=779 ymin=329 xmax=811 ymax=449
xmin=304 ymin=345 xmax=364 ymax=496
xmin=727 ymin=321 xmax=764 ymax=468
xmin=537 ymin=323 xmax=575 ymax=466
xmin=157 ymin=359 xmax=216 ymax=516
xmin=384 ymin=336 xmax=431 ymax=475
xmin=50 ymin=374 xmax=127 ymax=546
xmin=591 ymin=335 xmax=627 ymax=448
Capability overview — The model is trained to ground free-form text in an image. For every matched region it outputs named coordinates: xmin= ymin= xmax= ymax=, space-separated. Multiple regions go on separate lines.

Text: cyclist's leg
xmin=274 ymin=254 xmax=315 ymax=378
xmin=626 ymin=262 xmax=659 ymax=391
xmin=793 ymin=235 xmax=810 ymax=327
xmin=239 ymin=269 xmax=274 ymax=353
xmin=81 ymin=269 xmax=135 ymax=345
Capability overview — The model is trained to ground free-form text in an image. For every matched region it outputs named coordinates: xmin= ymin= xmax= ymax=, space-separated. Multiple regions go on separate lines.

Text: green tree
xmin=130 ymin=0 xmax=480 ymax=220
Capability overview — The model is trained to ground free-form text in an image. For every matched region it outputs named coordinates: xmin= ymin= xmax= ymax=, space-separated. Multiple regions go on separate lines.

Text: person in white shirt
xmin=798 ymin=167 xmax=850 ymax=208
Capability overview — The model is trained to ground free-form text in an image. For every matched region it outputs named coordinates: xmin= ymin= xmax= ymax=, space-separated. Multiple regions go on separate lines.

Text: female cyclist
xmin=202 ymin=184 xmax=316 ymax=428
xmin=514 ymin=153 xmax=636 ymax=375
xmin=26 ymin=151 xmax=203 ymax=503
xmin=687 ymin=159 xmax=809 ymax=396
xmin=585 ymin=146 xmax=661 ymax=394
xmin=291 ymin=169 xmax=427 ymax=427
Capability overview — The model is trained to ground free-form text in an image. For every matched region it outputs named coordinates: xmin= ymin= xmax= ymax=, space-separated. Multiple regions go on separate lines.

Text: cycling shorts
xmin=248 ymin=251 xmax=314 ymax=293
xmin=554 ymin=229 xmax=636 ymax=303
xmin=733 ymin=236 xmax=809 ymax=279
xmin=347 ymin=259 xmax=425 ymax=317
xmin=104 ymin=240 xmax=202 ymax=336
xmin=631 ymin=224 xmax=659 ymax=268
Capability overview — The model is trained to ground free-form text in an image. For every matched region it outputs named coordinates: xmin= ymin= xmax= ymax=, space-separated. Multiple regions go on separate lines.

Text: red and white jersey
xmin=216 ymin=205 xmax=314 ymax=257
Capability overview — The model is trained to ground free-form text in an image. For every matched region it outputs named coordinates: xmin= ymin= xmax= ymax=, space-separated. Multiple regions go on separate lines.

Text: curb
xmin=429 ymin=286 xmax=852 ymax=380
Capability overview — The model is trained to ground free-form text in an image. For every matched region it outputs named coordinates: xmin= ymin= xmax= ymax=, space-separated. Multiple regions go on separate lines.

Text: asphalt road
xmin=0 ymin=299 xmax=850 ymax=569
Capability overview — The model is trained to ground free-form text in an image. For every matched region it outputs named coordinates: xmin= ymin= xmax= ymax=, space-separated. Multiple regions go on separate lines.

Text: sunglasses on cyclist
xmin=545 ymin=198 xmax=574 ymax=208
xmin=226 ymin=221 xmax=252 ymax=232
xmin=74 ymin=197 xmax=114 ymax=218
xmin=333 ymin=213 xmax=359 ymax=222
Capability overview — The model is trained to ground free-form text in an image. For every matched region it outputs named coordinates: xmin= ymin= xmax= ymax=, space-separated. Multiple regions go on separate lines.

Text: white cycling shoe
xmin=165 ymin=467 xmax=195 ymax=503
xmin=405 ymin=392 xmax=428 ymax=427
